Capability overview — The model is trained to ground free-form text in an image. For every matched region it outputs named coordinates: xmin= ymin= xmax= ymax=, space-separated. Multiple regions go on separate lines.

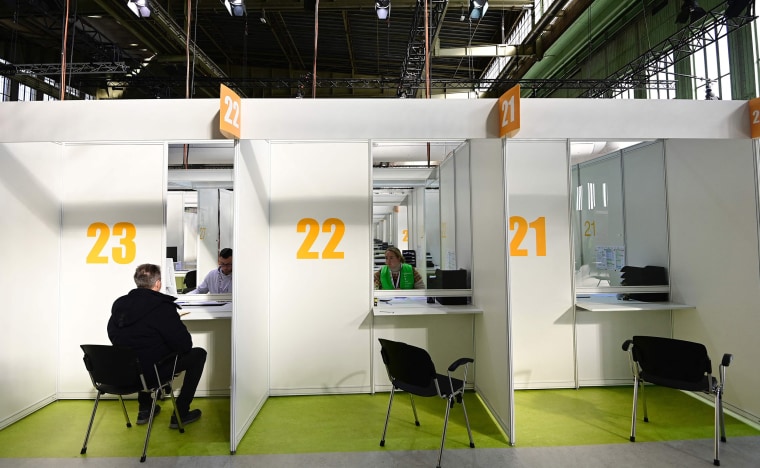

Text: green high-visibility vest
xmin=380 ymin=264 xmax=415 ymax=289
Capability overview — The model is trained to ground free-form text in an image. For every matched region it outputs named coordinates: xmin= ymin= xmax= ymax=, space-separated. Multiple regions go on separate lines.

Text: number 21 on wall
xmin=296 ymin=218 xmax=345 ymax=259
xmin=509 ymin=216 xmax=546 ymax=256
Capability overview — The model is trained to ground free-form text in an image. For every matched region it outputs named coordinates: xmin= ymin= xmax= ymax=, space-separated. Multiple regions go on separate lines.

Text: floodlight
xmin=675 ymin=0 xmax=705 ymax=24
xmin=469 ymin=0 xmax=488 ymax=20
xmin=725 ymin=0 xmax=753 ymax=18
xmin=224 ymin=0 xmax=246 ymax=17
xmin=127 ymin=0 xmax=151 ymax=18
xmin=376 ymin=0 xmax=390 ymax=20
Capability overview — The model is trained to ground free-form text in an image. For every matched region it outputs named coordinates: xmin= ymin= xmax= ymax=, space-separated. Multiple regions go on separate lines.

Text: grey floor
xmin=3 ymin=436 xmax=760 ymax=468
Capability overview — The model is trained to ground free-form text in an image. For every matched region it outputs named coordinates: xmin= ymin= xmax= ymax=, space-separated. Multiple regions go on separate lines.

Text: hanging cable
xmin=191 ymin=0 xmax=200 ymax=98
xmin=60 ymin=0 xmax=71 ymax=100
xmin=185 ymin=0 xmax=192 ymax=98
xmin=65 ymin=0 xmax=78 ymax=94
xmin=424 ymin=0 xmax=430 ymax=98
xmin=313 ymin=0 xmax=319 ymax=98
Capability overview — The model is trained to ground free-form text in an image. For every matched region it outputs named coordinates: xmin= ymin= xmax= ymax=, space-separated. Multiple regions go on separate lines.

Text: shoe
xmin=169 ymin=408 xmax=202 ymax=429
xmin=136 ymin=405 xmax=161 ymax=425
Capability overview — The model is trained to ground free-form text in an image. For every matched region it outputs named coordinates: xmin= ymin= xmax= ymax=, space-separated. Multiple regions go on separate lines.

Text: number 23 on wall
xmin=296 ymin=218 xmax=345 ymax=259
xmin=509 ymin=216 xmax=546 ymax=256
xmin=86 ymin=222 xmax=137 ymax=264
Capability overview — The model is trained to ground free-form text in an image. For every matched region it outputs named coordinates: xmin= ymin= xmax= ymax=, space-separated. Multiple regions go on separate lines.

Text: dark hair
xmin=219 ymin=248 xmax=232 ymax=259
xmin=385 ymin=247 xmax=405 ymax=263
xmin=134 ymin=264 xmax=161 ymax=289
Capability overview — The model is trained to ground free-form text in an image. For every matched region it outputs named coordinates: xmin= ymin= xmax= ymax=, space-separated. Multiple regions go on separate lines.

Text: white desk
xmin=178 ymin=301 xmax=232 ymax=320
xmin=176 ymin=301 xmax=232 ymax=396
xmin=373 ymin=296 xmax=482 ymax=316
xmin=575 ymin=294 xmax=693 ymax=312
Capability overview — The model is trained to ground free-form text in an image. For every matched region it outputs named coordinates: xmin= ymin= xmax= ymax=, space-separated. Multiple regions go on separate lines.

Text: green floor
xmin=0 ymin=387 xmax=758 ymax=458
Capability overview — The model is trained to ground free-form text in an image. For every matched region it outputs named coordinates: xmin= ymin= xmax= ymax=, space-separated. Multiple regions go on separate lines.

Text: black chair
xmin=182 ymin=270 xmax=197 ymax=293
xmin=79 ymin=344 xmax=185 ymax=462
xmin=378 ymin=338 xmax=475 ymax=468
xmin=622 ymin=336 xmax=733 ymax=466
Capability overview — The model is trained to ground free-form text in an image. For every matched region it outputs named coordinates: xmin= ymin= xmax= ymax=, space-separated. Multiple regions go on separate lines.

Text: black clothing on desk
xmin=108 ymin=288 xmax=206 ymax=414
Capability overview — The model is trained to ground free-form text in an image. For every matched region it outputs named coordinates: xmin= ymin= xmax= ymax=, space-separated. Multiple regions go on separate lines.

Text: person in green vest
xmin=374 ymin=246 xmax=425 ymax=289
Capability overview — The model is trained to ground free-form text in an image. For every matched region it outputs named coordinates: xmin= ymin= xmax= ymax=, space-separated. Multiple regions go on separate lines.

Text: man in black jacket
xmin=108 ymin=263 xmax=207 ymax=428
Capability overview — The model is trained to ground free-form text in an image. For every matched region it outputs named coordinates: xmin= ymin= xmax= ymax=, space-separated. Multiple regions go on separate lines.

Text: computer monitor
xmin=166 ymin=246 xmax=178 ymax=262
xmin=429 ymin=268 xmax=468 ymax=305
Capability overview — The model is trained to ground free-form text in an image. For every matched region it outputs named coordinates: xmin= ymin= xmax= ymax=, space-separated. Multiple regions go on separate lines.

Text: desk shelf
xmin=575 ymin=294 xmax=693 ymax=312
xmin=373 ymin=296 xmax=482 ymax=316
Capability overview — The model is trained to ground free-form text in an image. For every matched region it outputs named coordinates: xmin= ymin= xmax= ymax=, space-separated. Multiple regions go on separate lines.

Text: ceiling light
xmin=127 ymin=0 xmax=151 ymax=18
xmin=224 ymin=0 xmax=247 ymax=17
xmin=469 ymin=0 xmax=488 ymax=20
xmin=675 ymin=0 xmax=705 ymax=24
xmin=376 ymin=0 xmax=390 ymax=20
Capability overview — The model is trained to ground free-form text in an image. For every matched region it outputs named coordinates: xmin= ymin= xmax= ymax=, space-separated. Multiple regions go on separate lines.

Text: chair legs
xmin=80 ymin=387 xmax=182 ymax=463
xmin=379 ymin=387 xmax=395 ymax=447
xmin=714 ymin=387 xmax=727 ymax=466
xmin=630 ymin=377 xmax=649 ymax=442
xmin=630 ymin=379 xmax=728 ymax=466
xmin=380 ymin=388 xmax=475 ymax=468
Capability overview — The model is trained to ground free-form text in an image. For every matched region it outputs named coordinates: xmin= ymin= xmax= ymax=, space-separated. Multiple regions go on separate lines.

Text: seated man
xmin=189 ymin=248 xmax=232 ymax=294
xmin=108 ymin=263 xmax=207 ymax=428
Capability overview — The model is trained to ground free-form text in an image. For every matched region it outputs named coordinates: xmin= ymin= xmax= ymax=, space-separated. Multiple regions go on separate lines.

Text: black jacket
xmin=108 ymin=288 xmax=192 ymax=377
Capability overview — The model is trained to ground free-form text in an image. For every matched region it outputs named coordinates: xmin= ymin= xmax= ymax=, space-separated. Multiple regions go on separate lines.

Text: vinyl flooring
xmin=3 ymin=436 xmax=760 ymax=468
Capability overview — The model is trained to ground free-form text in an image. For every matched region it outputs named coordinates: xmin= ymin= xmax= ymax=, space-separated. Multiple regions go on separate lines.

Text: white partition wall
xmin=665 ymin=139 xmax=760 ymax=421
xmin=469 ymin=138 xmax=513 ymax=442
xmin=269 ymin=141 xmax=372 ymax=394
xmin=58 ymin=143 xmax=167 ymax=396
xmin=0 ymin=142 xmax=61 ymax=429
xmin=231 ymin=139 xmax=271 ymax=452
xmin=507 ymin=140 xmax=574 ymax=389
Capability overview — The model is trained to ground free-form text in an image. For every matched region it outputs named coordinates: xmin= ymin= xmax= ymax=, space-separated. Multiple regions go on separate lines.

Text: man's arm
xmin=190 ymin=270 xmax=213 ymax=294
xmin=157 ymin=306 xmax=193 ymax=353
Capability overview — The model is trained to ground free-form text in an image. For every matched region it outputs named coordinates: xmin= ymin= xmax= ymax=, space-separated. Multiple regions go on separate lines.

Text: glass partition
xmin=571 ymin=140 xmax=670 ymax=294
xmin=371 ymin=139 xmax=472 ymax=297
xmin=167 ymin=142 xmax=235 ymax=297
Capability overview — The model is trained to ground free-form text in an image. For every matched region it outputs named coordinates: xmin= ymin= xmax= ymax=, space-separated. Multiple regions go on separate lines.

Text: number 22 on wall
xmin=296 ymin=218 xmax=345 ymax=259
xmin=509 ymin=216 xmax=546 ymax=256
xmin=86 ymin=222 xmax=137 ymax=264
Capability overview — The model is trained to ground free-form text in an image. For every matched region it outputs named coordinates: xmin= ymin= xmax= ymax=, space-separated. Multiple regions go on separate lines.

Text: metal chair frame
xmin=79 ymin=344 xmax=185 ymax=462
xmin=378 ymin=338 xmax=475 ymax=468
xmin=623 ymin=336 xmax=733 ymax=466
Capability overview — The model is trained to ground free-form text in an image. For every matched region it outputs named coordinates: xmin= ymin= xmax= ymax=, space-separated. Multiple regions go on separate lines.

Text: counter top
xmin=178 ymin=301 xmax=232 ymax=320
xmin=373 ymin=296 xmax=482 ymax=316
xmin=575 ymin=294 xmax=694 ymax=312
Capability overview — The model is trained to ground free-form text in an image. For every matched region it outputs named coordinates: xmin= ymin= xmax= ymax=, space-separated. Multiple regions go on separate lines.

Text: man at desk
xmin=190 ymin=248 xmax=232 ymax=294
xmin=374 ymin=247 xmax=425 ymax=289
xmin=108 ymin=263 xmax=207 ymax=428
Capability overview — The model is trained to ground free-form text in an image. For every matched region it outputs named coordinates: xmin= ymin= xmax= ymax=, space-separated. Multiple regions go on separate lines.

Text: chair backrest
xmin=184 ymin=270 xmax=197 ymax=289
xmin=378 ymin=338 xmax=437 ymax=388
xmin=631 ymin=335 xmax=712 ymax=383
xmin=80 ymin=344 xmax=146 ymax=395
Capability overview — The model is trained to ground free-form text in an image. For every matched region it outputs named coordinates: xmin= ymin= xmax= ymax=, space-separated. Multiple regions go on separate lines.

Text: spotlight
xmin=376 ymin=0 xmax=390 ymax=20
xmin=725 ymin=0 xmax=753 ymax=18
xmin=675 ymin=0 xmax=706 ymax=24
xmin=705 ymin=80 xmax=721 ymax=100
xmin=127 ymin=0 xmax=151 ymax=18
xmin=469 ymin=0 xmax=488 ymax=20
xmin=224 ymin=0 xmax=246 ymax=17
